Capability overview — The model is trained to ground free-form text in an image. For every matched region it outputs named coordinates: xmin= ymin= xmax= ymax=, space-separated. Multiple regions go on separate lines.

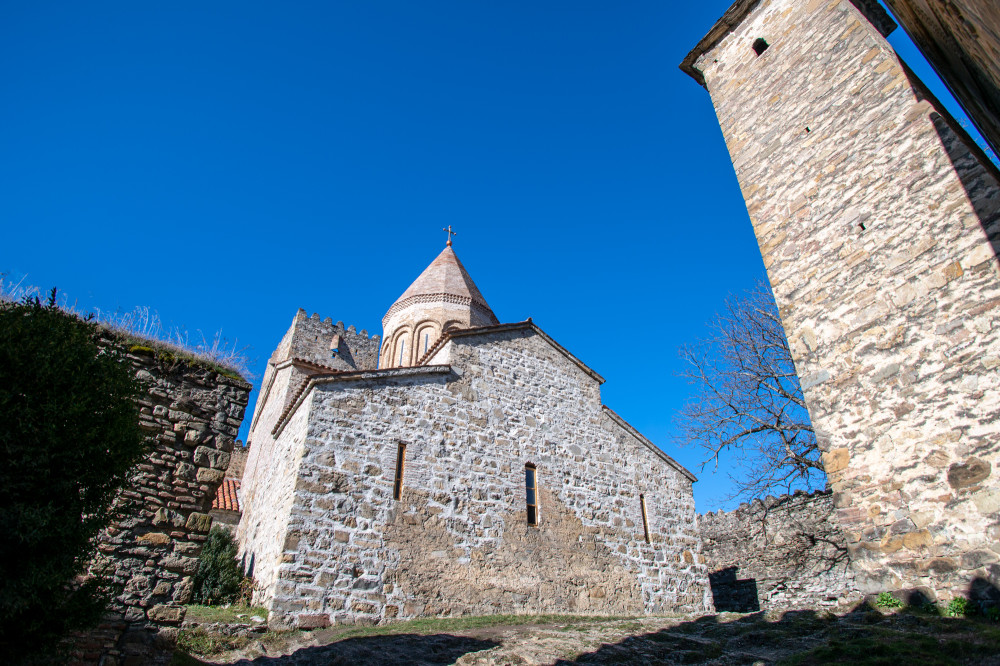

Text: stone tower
xmin=682 ymin=0 xmax=1000 ymax=602
xmin=379 ymin=244 xmax=499 ymax=368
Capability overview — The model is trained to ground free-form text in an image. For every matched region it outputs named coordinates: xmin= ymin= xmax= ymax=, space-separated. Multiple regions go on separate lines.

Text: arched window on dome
xmin=393 ymin=334 xmax=409 ymax=368
xmin=414 ymin=323 xmax=439 ymax=362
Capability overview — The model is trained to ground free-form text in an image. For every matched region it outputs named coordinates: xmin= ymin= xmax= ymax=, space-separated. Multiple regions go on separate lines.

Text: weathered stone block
xmin=184 ymin=512 xmax=213 ymax=533
xmin=193 ymin=446 xmax=230 ymax=470
xmin=146 ymin=604 xmax=184 ymax=624
xmin=172 ymin=576 xmax=194 ymax=604
xmin=973 ymin=489 xmax=1000 ymax=515
xmin=137 ymin=532 xmax=171 ymax=546
xmin=948 ymin=458 xmax=991 ymax=489
xmin=161 ymin=555 xmax=199 ymax=575
xmin=296 ymin=614 xmax=330 ymax=629
xmin=196 ymin=467 xmax=225 ymax=484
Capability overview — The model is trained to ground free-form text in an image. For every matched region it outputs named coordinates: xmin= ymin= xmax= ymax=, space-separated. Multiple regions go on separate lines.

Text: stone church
xmin=237 ymin=241 xmax=710 ymax=627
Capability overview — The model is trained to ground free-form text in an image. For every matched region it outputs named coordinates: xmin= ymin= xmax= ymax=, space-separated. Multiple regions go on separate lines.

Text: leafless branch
xmin=675 ymin=280 xmax=824 ymax=500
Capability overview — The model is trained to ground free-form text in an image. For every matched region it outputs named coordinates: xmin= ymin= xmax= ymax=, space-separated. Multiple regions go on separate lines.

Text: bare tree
xmin=676 ymin=281 xmax=824 ymax=499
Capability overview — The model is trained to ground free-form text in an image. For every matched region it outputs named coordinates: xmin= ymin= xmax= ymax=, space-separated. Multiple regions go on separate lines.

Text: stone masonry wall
xmin=700 ymin=491 xmax=859 ymax=612
xmin=79 ymin=345 xmax=250 ymax=664
xmin=685 ymin=0 xmax=1000 ymax=602
xmin=245 ymin=327 xmax=710 ymax=627
xmin=240 ymin=310 xmax=383 ymax=588
xmin=239 ymin=399 xmax=312 ymax=607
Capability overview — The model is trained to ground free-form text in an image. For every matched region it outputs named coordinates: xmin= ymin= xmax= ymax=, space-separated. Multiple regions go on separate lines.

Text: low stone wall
xmin=70 ymin=345 xmax=251 ymax=665
xmin=700 ymin=490 xmax=860 ymax=612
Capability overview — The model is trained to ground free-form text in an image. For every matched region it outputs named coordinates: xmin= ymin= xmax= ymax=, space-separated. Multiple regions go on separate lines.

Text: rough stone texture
xmin=683 ymin=0 xmax=1000 ymax=602
xmin=884 ymin=0 xmax=1000 ymax=157
xmin=700 ymin=491 xmax=859 ymax=611
xmin=242 ymin=309 xmax=383 ymax=557
xmin=272 ymin=308 xmax=381 ymax=373
xmin=240 ymin=324 xmax=710 ymax=627
xmin=72 ymin=345 xmax=251 ymax=664
xmin=226 ymin=442 xmax=250 ymax=479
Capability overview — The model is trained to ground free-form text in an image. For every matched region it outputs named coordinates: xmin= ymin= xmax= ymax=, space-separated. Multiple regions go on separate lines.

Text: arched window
xmin=415 ymin=323 xmax=439 ymax=361
xmin=393 ymin=334 xmax=408 ymax=368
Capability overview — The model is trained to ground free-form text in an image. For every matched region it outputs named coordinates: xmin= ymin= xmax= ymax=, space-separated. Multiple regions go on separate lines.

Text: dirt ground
xmin=174 ymin=606 xmax=1000 ymax=666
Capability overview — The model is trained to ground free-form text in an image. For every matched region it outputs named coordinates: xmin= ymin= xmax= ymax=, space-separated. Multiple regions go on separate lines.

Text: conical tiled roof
xmin=382 ymin=246 xmax=498 ymax=326
xmin=400 ymin=246 xmax=491 ymax=307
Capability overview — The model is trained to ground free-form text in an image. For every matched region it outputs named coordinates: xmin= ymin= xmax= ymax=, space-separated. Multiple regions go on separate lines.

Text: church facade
xmin=238 ymin=244 xmax=710 ymax=627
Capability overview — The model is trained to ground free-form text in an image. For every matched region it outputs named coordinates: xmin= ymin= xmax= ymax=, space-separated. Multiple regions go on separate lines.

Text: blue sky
xmin=0 ymin=1 xmax=987 ymax=511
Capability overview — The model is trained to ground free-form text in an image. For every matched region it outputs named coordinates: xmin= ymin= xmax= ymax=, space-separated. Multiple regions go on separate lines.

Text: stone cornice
xmin=679 ymin=0 xmax=761 ymax=86
xmin=249 ymin=357 xmax=350 ymax=435
xmin=381 ymin=292 xmax=498 ymax=328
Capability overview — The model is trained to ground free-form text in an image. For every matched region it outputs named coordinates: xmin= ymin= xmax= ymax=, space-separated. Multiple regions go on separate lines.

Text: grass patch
xmin=176 ymin=628 xmax=293 ymax=658
xmin=176 ymin=627 xmax=249 ymax=655
xmin=184 ymin=604 xmax=269 ymax=624
xmin=122 ymin=334 xmax=247 ymax=381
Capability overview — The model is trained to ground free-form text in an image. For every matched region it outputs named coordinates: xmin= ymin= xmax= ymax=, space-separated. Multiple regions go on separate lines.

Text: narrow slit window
xmin=398 ymin=340 xmax=406 ymax=366
xmin=752 ymin=38 xmax=769 ymax=56
xmin=525 ymin=464 xmax=538 ymax=526
xmin=424 ymin=333 xmax=429 ymax=353
xmin=393 ymin=443 xmax=406 ymax=500
xmin=640 ymin=494 xmax=650 ymax=543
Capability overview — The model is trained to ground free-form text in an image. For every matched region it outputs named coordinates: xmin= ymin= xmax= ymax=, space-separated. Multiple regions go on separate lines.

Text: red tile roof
xmin=212 ymin=477 xmax=241 ymax=512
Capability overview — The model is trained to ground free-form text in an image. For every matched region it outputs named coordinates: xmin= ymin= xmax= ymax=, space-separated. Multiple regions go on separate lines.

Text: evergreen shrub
xmin=192 ymin=527 xmax=247 ymax=605
xmin=0 ymin=292 xmax=147 ymax=661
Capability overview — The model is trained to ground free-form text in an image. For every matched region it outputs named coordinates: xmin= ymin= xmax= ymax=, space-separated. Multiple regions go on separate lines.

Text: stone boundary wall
xmin=700 ymin=490 xmax=860 ymax=611
xmin=69 ymin=344 xmax=251 ymax=665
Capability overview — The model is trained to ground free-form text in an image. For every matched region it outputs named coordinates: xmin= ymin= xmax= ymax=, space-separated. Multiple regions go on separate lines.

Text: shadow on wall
xmin=203 ymin=633 xmax=499 ymax=665
xmin=708 ymin=567 xmax=761 ymax=613
xmin=896 ymin=575 xmax=1000 ymax=609
xmin=903 ymin=60 xmax=1000 ymax=262
xmin=241 ymin=552 xmax=255 ymax=582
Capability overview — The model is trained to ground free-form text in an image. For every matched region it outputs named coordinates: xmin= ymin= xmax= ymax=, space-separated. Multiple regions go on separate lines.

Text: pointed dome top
xmin=380 ymin=245 xmax=499 ymax=368
xmin=397 ymin=246 xmax=491 ymax=309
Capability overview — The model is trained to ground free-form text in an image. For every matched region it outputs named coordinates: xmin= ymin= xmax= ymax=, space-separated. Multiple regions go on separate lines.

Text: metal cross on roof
xmin=443 ymin=225 xmax=457 ymax=247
